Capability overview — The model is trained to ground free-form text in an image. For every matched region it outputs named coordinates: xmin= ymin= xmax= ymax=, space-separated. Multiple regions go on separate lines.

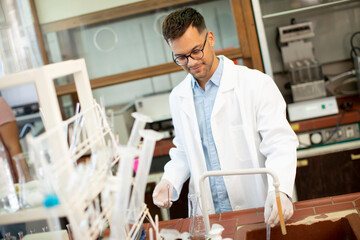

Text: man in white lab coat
xmin=152 ymin=7 xmax=298 ymax=227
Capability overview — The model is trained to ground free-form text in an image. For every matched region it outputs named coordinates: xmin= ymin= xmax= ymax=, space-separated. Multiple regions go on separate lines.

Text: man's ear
xmin=207 ymin=31 xmax=215 ymax=47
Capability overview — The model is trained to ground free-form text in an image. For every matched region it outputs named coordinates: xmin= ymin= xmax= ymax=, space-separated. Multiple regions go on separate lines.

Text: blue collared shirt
xmin=191 ymin=57 xmax=232 ymax=213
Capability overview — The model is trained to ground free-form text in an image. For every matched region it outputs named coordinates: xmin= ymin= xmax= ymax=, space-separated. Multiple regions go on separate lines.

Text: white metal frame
xmin=199 ymin=168 xmax=286 ymax=237
xmin=0 ymin=59 xmax=163 ymax=240
xmin=251 ymin=0 xmax=273 ymax=78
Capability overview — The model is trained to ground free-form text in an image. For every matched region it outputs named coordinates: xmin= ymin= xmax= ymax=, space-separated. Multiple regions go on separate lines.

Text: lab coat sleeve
xmin=162 ymin=91 xmax=190 ymax=201
xmin=255 ymin=74 xmax=299 ymax=197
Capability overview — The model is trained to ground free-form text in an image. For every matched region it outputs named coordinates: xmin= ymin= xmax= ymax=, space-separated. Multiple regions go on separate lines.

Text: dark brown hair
xmin=162 ymin=7 xmax=206 ymax=43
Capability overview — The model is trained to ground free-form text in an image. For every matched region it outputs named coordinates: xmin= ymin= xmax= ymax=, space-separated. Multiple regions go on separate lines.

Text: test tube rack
xmin=0 ymin=59 xmax=163 ymax=240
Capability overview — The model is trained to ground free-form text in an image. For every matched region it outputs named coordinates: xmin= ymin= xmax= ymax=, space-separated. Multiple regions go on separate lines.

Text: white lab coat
xmin=162 ymin=56 xmax=298 ymax=214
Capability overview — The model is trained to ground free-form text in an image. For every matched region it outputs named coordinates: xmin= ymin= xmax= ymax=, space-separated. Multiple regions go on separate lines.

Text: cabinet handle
xmin=297 ymin=159 xmax=308 ymax=167
xmin=351 ymin=154 xmax=360 ymax=160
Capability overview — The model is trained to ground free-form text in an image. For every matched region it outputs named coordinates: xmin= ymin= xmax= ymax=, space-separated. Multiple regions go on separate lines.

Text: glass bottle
xmin=0 ymin=141 xmax=20 ymax=213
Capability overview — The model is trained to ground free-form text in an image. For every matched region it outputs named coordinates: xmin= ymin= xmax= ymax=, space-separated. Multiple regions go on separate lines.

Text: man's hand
xmin=152 ymin=179 xmax=173 ymax=208
xmin=264 ymin=191 xmax=293 ymax=227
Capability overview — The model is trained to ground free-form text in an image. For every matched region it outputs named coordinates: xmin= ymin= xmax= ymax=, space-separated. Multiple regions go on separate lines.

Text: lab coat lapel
xmin=178 ymin=74 xmax=203 ymax=153
xmin=179 ymin=75 xmax=196 ymax=120
xmin=212 ymin=57 xmax=236 ymax=118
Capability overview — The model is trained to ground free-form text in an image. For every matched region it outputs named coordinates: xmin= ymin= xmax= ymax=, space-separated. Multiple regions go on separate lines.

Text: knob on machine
xmin=310 ymin=132 xmax=323 ymax=145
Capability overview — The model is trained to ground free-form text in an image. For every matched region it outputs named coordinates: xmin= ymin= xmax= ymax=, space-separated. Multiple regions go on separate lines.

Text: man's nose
xmin=187 ymin=57 xmax=197 ymax=67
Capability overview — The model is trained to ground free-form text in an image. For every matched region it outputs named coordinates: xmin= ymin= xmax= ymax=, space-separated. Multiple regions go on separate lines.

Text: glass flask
xmin=188 ymin=193 xmax=205 ymax=238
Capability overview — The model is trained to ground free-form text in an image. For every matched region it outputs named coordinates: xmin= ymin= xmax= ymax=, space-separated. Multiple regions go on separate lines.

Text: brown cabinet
xmin=295 ymin=147 xmax=360 ymax=201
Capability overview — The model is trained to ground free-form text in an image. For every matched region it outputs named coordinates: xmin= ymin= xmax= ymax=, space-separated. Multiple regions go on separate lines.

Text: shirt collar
xmin=191 ymin=56 xmax=223 ymax=89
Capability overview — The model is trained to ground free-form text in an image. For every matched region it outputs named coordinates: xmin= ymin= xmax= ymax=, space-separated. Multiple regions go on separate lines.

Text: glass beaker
xmin=188 ymin=193 xmax=205 ymax=238
xmin=13 ymin=152 xmax=44 ymax=209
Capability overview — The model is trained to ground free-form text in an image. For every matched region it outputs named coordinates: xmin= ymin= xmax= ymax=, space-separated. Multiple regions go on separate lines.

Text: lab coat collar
xmin=178 ymin=55 xmax=235 ymax=98
xmin=177 ymin=56 xmax=236 ymax=120
xmin=190 ymin=56 xmax=223 ymax=89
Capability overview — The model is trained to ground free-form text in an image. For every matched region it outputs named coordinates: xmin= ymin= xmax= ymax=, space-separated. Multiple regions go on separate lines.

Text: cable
xmin=298 ymin=109 xmax=345 ymax=148
xmin=298 ymin=103 xmax=358 ymax=148
xmin=321 ymin=109 xmax=346 ymax=144
xmin=327 ymin=69 xmax=356 ymax=82
xmin=350 ymin=31 xmax=360 ymax=59
xmin=275 ymin=29 xmax=282 ymax=53
xmin=351 ymin=47 xmax=360 ymax=59
xmin=350 ymin=31 xmax=360 ymax=51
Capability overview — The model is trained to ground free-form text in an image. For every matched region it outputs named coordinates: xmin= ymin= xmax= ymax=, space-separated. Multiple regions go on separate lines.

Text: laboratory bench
xmin=140 ymin=192 xmax=360 ymax=239
xmin=148 ymin=95 xmax=360 ymax=221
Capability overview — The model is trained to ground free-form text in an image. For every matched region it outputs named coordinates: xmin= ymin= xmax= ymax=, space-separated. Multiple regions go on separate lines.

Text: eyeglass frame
xmin=172 ymin=32 xmax=208 ymax=66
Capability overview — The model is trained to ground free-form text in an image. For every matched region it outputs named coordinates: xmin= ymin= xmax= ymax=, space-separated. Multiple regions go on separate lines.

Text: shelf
xmin=262 ymin=0 xmax=356 ymax=19
xmin=297 ymin=139 xmax=360 ymax=159
xmin=16 ymin=112 xmax=41 ymax=124
xmin=0 ymin=206 xmax=66 ymax=225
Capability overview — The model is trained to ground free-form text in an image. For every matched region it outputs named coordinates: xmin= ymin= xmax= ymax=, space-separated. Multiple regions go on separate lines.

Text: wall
xmin=260 ymin=0 xmax=360 ymax=73
xmin=34 ymin=0 xmax=143 ymax=24
xmin=42 ymin=0 xmax=240 ymax=108
xmin=258 ymin=0 xmax=360 ymax=100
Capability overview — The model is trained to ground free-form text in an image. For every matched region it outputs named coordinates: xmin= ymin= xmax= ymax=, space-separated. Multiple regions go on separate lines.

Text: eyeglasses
xmin=172 ymin=32 xmax=208 ymax=66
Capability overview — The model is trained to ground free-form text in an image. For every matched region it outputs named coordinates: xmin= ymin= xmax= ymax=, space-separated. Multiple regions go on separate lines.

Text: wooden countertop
xmin=142 ymin=192 xmax=360 ymax=239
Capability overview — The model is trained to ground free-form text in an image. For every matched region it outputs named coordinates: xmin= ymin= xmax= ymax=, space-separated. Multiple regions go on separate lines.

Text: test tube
xmin=310 ymin=59 xmax=323 ymax=81
xmin=110 ymin=147 xmax=139 ymax=239
xmin=288 ymin=62 xmax=297 ymax=85
xmin=275 ymin=189 xmax=287 ymax=235
xmin=129 ymin=129 xmax=163 ymax=221
xmin=295 ymin=61 xmax=304 ymax=83
xmin=127 ymin=112 xmax=152 ymax=148
xmin=303 ymin=59 xmax=312 ymax=82
xmin=43 ymin=193 xmax=63 ymax=240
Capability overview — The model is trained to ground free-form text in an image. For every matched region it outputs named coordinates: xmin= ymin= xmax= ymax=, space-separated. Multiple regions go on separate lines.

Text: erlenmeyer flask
xmin=188 ymin=193 xmax=205 ymax=238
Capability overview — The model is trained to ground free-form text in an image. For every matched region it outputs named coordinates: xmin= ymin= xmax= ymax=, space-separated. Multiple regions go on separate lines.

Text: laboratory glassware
xmin=188 ymin=193 xmax=205 ymax=238
xmin=0 ymin=141 xmax=19 ymax=214
xmin=1 ymin=232 xmax=16 ymax=240
xmin=266 ymin=224 xmax=271 ymax=240
xmin=13 ymin=152 xmax=44 ymax=208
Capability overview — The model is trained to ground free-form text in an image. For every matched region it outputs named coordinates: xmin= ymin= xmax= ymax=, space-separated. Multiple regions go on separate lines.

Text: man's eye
xmin=192 ymin=49 xmax=201 ymax=54
xmin=176 ymin=56 xmax=186 ymax=60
